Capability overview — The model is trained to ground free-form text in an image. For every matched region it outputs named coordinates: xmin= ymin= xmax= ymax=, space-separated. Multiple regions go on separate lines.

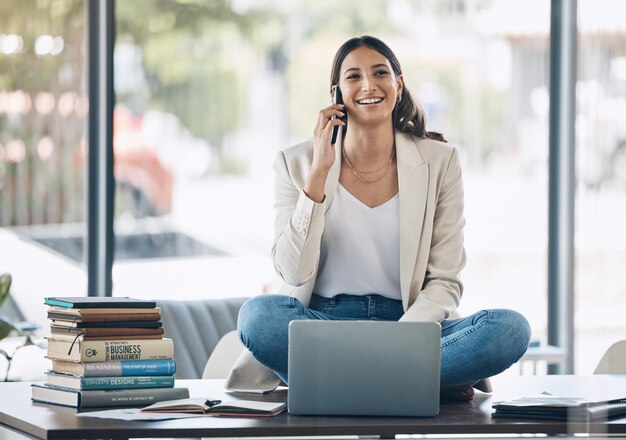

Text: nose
xmin=361 ymin=75 xmax=376 ymax=92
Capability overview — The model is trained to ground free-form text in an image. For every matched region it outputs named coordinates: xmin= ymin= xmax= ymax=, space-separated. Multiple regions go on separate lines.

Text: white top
xmin=313 ymin=184 xmax=401 ymax=300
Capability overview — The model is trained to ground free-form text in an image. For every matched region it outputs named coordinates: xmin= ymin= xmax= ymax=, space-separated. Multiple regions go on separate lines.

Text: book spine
xmin=51 ymin=327 xmax=165 ymax=337
xmin=79 ymin=386 xmax=189 ymax=408
xmin=51 ymin=313 xmax=162 ymax=322
xmin=69 ymin=339 xmax=174 ymax=362
xmin=82 ymin=359 xmax=176 ymax=376
xmin=78 ymin=375 xmax=174 ymax=390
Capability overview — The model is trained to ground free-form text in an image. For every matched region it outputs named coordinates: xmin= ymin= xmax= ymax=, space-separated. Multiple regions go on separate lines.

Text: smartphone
xmin=330 ymin=86 xmax=344 ymax=145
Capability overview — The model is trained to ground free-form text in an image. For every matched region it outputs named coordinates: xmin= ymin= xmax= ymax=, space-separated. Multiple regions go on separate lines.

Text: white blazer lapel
xmin=396 ymin=133 xmax=429 ymax=310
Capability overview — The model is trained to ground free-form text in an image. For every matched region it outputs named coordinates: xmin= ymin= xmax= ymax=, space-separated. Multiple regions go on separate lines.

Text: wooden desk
xmin=1 ymin=376 xmax=625 ymax=439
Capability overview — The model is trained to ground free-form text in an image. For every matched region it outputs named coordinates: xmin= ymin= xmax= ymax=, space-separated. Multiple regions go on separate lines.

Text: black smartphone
xmin=330 ymin=86 xmax=344 ymax=145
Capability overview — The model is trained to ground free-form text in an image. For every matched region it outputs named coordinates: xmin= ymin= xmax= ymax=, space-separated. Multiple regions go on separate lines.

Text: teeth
xmin=357 ymin=98 xmax=383 ymax=104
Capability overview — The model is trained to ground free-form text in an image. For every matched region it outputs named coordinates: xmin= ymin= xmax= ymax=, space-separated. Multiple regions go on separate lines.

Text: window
xmin=575 ymin=0 xmax=626 ymax=373
xmin=0 ymin=0 xmax=86 ymax=331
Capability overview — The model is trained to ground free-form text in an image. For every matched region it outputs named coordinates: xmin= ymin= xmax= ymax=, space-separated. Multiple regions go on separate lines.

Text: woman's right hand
xmin=304 ymin=104 xmax=345 ymax=203
xmin=311 ymin=104 xmax=345 ymax=175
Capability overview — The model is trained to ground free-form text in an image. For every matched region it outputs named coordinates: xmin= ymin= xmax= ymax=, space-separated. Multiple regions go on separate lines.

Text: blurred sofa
xmin=156 ymin=297 xmax=247 ymax=379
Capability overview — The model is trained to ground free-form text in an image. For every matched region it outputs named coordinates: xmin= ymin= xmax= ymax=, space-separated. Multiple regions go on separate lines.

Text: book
xmin=31 ymin=383 xmax=189 ymax=408
xmin=44 ymin=297 xmax=156 ymax=309
xmin=50 ymin=320 xmax=163 ymax=329
xmin=46 ymin=338 xmax=174 ymax=362
xmin=492 ymin=395 xmax=626 ymax=421
xmin=48 ymin=310 xmax=162 ymax=322
xmin=50 ymin=326 xmax=165 ymax=338
xmin=142 ymin=397 xmax=287 ymax=417
xmin=50 ymin=359 xmax=176 ymax=377
xmin=46 ymin=371 xmax=174 ymax=390
xmin=48 ymin=333 xmax=163 ymax=342
xmin=49 ymin=306 xmax=161 ymax=314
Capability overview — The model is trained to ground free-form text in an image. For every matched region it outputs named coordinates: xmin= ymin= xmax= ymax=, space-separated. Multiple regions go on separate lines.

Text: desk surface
xmin=1 ymin=375 xmax=626 ymax=439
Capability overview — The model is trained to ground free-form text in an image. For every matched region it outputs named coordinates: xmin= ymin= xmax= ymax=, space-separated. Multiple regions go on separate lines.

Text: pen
xmin=205 ymin=399 xmax=222 ymax=407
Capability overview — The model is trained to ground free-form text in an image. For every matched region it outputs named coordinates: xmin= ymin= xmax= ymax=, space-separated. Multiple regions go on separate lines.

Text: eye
xmin=375 ymin=69 xmax=389 ymax=76
xmin=346 ymin=73 xmax=360 ymax=80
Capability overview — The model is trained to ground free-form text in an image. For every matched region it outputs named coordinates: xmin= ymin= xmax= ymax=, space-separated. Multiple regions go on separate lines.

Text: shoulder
xmin=396 ymin=132 xmax=459 ymax=171
xmin=273 ymin=139 xmax=314 ymax=186
xmin=413 ymin=136 xmax=456 ymax=163
xmin=279 ymin=139 xmax=314 ymax=163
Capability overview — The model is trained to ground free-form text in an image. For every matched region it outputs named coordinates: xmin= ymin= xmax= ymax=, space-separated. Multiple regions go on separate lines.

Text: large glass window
xmin=455 ymin=0 xmax=550 ymax=370
xmin=0 ymin=0 xmax=86 ymax=332
xmin=113 ymin=1 xmax=277 ymax=300
xmin=575 ymin=0 xmax=626 ymax=373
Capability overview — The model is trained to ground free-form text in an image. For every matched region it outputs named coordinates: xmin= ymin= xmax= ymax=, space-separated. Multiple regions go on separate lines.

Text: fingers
xmin=315 ymin=117 xmax=344 ymax=147
xmin=326 ymin=103 xmax=346 ymax=113
xmin=316 ymin=106 xmax=345 ymax=135
xmin=317 ymin=104 xmax=345 ymax=126
xmin=311 ymin=105 xmax=343 ymax=173
xmin=324 ymin=116 xmax=345 ymax=131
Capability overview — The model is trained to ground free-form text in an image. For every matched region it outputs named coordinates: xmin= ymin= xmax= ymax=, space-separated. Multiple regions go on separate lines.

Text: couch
xmin=156 ymin=297 xmax=247 ymax=379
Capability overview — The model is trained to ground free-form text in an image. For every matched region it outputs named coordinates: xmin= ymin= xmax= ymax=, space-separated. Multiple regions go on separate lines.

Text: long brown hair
xmin=330 ymin=35 xmax=446 ymax=142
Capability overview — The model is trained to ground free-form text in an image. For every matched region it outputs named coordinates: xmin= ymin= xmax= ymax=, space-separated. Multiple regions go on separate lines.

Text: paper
xmin=494 ymin=396 xmax=589 ymax=407
xmin=76 ymin=408 xmax=206 ymax=421
xmin=494 ymin=391 xmax=600 ymax=408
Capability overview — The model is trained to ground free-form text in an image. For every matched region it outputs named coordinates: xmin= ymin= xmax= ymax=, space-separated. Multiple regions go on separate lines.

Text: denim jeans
xmin=237 ymin=293 xmax=531 ymax=388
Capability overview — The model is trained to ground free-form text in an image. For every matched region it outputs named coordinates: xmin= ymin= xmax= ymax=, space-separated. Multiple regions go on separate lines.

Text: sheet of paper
xmin=494 ymin=392 xmax=593 ymax=407
xmin=75 ymin=408 xmax=206 ymax=421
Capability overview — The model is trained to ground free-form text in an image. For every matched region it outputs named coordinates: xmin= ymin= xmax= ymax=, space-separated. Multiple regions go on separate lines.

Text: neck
xmin=342 ymin=122 xmax=395 ymax=164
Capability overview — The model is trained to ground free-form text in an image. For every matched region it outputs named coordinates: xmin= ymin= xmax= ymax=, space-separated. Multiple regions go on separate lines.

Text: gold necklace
xmin=342 ymin=148 xmax=396 ymax=184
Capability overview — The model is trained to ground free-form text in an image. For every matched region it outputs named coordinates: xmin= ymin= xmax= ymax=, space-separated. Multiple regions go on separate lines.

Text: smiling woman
xmin=226 ymin=35 xmax=532 ymax=400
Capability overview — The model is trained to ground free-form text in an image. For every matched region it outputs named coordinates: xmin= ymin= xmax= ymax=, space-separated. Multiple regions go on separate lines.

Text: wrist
xmin=303 ymin=189 xmax=325 ymax=204
xmin=308 ymin=165 xmax=330 ymax=179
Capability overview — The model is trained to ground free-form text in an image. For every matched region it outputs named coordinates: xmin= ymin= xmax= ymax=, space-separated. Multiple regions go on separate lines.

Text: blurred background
xmin=0 ymin=0 xmax=625 ymax=375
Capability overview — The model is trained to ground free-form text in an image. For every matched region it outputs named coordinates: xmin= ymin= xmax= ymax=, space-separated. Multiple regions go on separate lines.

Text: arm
xmin=271 ymin=102 xmax=344 ymax=286
xmin=400 ymin=147 xmax=466 ymax=322
xmin=270 ymin=151 xmax=328 ymax=286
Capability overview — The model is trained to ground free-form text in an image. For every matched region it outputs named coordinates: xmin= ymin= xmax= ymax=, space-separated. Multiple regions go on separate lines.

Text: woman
xmin=226 ymin=36 xmax=531 ymax=399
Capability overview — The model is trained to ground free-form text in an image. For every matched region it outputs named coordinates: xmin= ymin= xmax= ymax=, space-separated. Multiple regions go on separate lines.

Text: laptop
xmin=287 ymin=320 xmax=441 ymax=416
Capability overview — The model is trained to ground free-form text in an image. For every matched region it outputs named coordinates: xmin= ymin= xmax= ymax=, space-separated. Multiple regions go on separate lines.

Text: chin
xmin=353 ymin=113 xmax=393 ymax=128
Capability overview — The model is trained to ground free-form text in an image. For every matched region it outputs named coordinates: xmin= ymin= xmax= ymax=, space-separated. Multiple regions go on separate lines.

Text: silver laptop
xmin=288 ymin=320 xmax=441 ymax=416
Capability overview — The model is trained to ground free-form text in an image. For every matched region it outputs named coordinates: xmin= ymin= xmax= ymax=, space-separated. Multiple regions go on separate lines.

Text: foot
xmin=441 ymin=384 xmax=475 ymax=401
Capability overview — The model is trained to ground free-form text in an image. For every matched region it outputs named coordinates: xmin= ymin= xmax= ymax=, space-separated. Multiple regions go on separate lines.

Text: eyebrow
xmin=343 ymin=63 xmax=389 ymax=74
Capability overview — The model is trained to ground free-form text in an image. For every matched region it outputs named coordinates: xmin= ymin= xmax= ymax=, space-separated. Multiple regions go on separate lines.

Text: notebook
xmin=492 ymin=394 xmax=626 ymax=421
xmin=287 ymin=320 xmax=441 ymax=416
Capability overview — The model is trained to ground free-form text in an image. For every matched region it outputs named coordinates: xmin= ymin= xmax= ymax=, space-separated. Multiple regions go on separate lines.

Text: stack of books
xmin=31 ymin=297 xmax=189 ymax=409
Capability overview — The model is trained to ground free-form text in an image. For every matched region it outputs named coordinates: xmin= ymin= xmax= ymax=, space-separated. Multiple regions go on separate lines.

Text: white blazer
xmin=225 ymin=131 xmax=467 ymax=393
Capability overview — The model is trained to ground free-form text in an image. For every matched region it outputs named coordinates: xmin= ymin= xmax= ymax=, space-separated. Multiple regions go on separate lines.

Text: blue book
xmin=50 ymin=359 xmax=176 ymax=377
xmin=46 ymin=372 xmax=175 ymax=390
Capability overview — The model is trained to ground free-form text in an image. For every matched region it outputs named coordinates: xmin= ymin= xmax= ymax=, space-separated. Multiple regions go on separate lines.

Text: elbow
xmin=273 ymin=265 xmax=313 ymax=287
xmin=271 ymin=250 xmax=314 ymax=288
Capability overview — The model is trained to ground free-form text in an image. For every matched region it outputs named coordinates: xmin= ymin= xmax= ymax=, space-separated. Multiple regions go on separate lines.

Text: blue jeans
xmin=237 ymin=294 xmax=531 ymax=388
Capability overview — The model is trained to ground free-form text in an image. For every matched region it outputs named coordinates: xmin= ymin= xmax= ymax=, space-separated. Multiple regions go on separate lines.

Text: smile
xmin=356 ymin=97 xmax=383 ymax=105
